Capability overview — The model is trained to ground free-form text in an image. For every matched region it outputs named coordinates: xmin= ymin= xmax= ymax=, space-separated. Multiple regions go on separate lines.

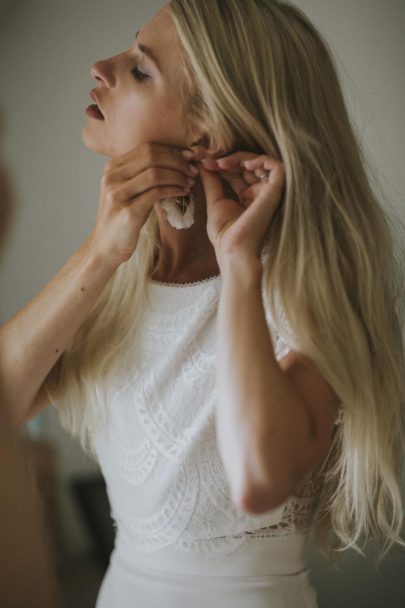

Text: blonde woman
xmin=1 ymin=1 xmax=404 ymax=606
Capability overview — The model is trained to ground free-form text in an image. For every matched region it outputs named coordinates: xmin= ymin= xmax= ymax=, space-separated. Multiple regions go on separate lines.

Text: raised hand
xmin=89 ymin=142 xmax=198 ymax=268
xmin=190 ymin=146 xmax=286 ymax=267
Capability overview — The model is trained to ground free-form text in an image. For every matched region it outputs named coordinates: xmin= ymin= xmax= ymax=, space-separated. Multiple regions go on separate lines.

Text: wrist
xmin=83 ymin=233 xmax=121 ymax=275
xmin=220 ymin=253 xmax=263 ymax=288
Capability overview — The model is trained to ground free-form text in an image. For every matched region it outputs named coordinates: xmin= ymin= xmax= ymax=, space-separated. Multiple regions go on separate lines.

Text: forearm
xmin=216 ymin=256 xmax=312 ymax=508
xmin=0 ymin=233 xmax=118 ymax=422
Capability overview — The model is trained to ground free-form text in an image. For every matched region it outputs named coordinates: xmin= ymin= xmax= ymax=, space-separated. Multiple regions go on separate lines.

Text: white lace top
xmin=92 ymin=263 xmax=344 ymax=565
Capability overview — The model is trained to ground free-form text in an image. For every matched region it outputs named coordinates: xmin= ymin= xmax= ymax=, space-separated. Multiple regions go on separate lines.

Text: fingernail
xmin=182 ymin=149 xmax=194 ymax=159
xmin=188 ymin=163 xmax=199 ymax=175
xmin=191 ymin=145 xmax=212 ymax=157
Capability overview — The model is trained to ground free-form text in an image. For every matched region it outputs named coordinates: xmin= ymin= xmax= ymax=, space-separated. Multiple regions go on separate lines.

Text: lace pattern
xmin=92 ymin=263 xmax=343 ymax=562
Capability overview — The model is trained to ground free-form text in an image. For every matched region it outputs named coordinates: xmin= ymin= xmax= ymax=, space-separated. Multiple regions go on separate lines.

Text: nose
xmin=91 ymin=61 xmax=112 ymax=87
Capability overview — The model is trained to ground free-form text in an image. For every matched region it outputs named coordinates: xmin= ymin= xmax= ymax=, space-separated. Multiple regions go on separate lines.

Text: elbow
xmin=236 ymin=474 xmax=293 ymax=515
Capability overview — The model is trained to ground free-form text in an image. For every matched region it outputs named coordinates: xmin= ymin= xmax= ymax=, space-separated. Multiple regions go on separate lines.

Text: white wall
xmin=1 ymin=0 xmax=404 ymax=603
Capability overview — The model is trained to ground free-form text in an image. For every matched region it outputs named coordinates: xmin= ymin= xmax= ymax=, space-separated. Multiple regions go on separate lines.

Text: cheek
xmin=116 ymin=98 xmax=154 ymax=137
xmin=113 ymin=94 xmax=188 ymax=152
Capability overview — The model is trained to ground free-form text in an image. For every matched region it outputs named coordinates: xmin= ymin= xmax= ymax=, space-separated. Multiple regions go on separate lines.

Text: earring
xmin=176 ymin=194 xmax=189 ymax=215
xmin=159 ymin=190 xmax=196 ymax=230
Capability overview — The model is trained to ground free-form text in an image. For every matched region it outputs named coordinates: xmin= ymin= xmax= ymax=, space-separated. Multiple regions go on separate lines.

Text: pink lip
xmin=86 ymin=104 xmax=105 ymax=120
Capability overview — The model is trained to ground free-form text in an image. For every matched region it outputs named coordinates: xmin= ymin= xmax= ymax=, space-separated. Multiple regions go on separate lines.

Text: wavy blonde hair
xmin=46 ymin=0 xmax=405 ymax=568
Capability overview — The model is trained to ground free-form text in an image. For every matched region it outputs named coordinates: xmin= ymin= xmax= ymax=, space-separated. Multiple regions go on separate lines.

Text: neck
xmin=152 ymin=178 xmax=220 ymax=282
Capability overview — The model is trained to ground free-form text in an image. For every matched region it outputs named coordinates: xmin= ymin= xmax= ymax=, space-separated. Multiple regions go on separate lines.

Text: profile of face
xmin=82 ymin=4 xmax=192 ymax=159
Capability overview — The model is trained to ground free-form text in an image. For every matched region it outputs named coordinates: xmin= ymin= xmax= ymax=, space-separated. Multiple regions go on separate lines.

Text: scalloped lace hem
xmin=147 ymin=274 xmax=222 ymax=287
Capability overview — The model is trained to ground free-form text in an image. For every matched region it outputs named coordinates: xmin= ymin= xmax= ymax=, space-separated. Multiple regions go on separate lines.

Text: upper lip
xmin=90 ymin=89 xmax=104 ymax=116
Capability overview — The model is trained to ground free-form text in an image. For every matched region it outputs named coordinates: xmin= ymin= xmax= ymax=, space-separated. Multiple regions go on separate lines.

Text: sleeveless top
xmin=91 ymin=258 xmax=344 ymax=570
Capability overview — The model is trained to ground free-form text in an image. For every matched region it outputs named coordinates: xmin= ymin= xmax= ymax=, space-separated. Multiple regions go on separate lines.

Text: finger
xmin=133 ymin=184 xmax=192 ymax=208
xmin=215 ymin=150 xmax=262 ymax=167
xmin=238 ymin=181 xmax=263 ymax=205
xmin=198 ymin=166 xmax=225 ymax=213
xmin=109 ymin=144 xmax=199 ymax=186
xmin=191 ymin=147 xmax=262 ymax=170
xmin=117 ymin=168 xmax=195 ymax=203
xmin=254 ymin=168 xmax=269 ymax=179
xmin=214 ymin=153 xmax=265 ymax=181
xmin=200 ymin=161 xmax=261 ymax=205
xmin=108 ymin=154 xmax=198 ymax=184
xmin=189 ymin=145 xmax=219 ymax=160
xmin=200 ymin=159 xmax=258 ymax=187
xmin=219 ymin=167 xmax=258 ymax=186
xmin=242 ymin=155 xmax=279 ymax=172
xmin=216 ymin=156 xmax=268 ymax=187
xmin=240 ymin=164 xmax=286 ymax=228
xmin=215 ymin=169 xmax=252 ymax=199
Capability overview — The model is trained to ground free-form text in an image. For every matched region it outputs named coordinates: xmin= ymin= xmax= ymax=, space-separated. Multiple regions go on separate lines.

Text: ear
xmin=190 ymin=134 xmax=210 ymax=148
xmin=190 ymin=134 xmax=227 ymax=158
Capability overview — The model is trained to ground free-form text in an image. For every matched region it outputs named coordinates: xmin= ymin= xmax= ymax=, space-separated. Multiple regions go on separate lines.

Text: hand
xmin=88 ymin=142 xmax=198 ymax=268
xmin=192 ymin=146 xmax=286 ymax=267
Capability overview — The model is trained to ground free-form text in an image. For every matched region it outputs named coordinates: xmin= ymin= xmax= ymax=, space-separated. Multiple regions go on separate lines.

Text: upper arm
xmin=22 ymin=358 xmax=63 ymax=425
xmin=278 ymin=349 xmax=341 ymax=477
xmin=241 ymin=347 xmax=342 ymax=515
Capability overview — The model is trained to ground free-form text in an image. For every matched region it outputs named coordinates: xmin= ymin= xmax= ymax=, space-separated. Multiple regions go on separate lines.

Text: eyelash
xmin=131 ymin=62 xmax=149 ymax=82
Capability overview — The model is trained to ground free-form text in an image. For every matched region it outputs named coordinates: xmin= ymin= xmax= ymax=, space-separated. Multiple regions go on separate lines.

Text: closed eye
xmin=131 ymin=63 xmax=149 ymax=82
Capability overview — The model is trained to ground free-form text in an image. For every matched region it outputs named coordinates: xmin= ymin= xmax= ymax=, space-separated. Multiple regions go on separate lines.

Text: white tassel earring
xmin=157 ymin=135 xmax=209 ymax=230
xmin=158 ymin=191 xmax=196 ymax=230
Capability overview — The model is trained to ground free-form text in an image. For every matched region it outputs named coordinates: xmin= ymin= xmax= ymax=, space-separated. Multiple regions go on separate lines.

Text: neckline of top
xmin=145 ymin=243 xmax=270 ymax=289
xmin=147 ymin=273 xmax=222 ymax=288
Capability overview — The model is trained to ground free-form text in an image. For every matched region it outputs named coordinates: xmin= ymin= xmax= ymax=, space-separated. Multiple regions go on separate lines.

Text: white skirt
xmin=95 ymin=532 xmax=319 ymax=608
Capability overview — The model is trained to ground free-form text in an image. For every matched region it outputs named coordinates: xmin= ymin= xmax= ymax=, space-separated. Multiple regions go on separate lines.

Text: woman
xmin=1 ymin=1 xmax=404 ymax=606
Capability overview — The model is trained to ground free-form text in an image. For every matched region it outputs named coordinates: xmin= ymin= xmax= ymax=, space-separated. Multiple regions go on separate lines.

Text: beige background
xmin=0 ymin=0 xmax=404 ymax=605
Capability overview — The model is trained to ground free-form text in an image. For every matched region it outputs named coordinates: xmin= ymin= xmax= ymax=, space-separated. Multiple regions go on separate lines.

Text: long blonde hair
xmin=46 ymin=0 xmax=405 ymax=567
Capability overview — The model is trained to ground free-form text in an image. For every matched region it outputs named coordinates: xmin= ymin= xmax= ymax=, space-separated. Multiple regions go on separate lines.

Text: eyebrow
xmin=134 ymin=31 xmax=161 ymax=72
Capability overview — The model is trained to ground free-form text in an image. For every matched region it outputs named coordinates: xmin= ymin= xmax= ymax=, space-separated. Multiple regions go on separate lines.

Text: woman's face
xmin=82 ymin=5 xmax=193 ymax=158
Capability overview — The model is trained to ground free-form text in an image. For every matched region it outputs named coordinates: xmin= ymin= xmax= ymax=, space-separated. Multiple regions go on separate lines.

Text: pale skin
xmin=6 ymin=3 xmax=341 ymax=512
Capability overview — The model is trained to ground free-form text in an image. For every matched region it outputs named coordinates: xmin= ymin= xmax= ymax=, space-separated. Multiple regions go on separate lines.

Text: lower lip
xmin=86 ymin=104 xmax=104 ymax=120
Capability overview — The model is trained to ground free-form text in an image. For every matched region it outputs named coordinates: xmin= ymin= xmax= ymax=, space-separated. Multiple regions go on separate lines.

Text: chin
xmin=81 ymin=127 xmax=113 ymax=157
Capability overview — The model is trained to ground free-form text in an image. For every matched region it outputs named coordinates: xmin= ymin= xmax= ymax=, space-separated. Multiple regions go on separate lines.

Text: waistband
xmin=110 ymin=530 xmax=310 ymax=577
